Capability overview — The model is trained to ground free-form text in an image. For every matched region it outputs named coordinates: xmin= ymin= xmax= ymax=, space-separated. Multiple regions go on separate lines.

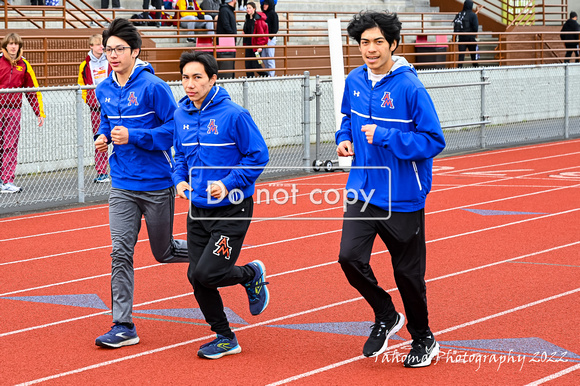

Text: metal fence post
xmin=480 ymin=68 xmax=488 ymax=149
xmin=243 ymin=80 xmax=249 ymax=109
xmin=76 ymin=87 xmax=85 ymax=203
xmin=302 ymin=71 xmax=311 ymax=170
xmin=564 ymin=64 xmax=570 ymax=139
xmin=314 ymin=75 xmax=322 ymax=165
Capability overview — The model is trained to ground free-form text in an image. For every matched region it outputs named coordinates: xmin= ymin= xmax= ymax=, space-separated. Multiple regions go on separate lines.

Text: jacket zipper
xmin=412 ymin=161 xmax=422 ymax=191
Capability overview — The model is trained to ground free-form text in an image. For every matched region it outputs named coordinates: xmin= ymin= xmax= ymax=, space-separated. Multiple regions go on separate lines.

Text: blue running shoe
xmin=243 ymin=260 xmax=269 ymax=316
xmin=197 ymin=334 xmax=242 ymax=359
xmin=95 ymin=323 xmax=140 ymax=348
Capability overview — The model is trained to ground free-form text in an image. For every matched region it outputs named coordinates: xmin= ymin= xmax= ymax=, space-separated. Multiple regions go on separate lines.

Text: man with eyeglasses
xmin=93 ymin=18 xmax=189 ymax=349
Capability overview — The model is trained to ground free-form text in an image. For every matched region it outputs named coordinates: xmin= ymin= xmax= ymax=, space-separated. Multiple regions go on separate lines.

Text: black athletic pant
xmin=458 ymin=39 xmax=478 ymax=68
xmin=338 ymin=200 xmax=431 ymax=340
xmin=564 ymin=42 xmax=580 ymax=63
xmin=244 ymin=48 xmax=268 ymax=78
xmin=186 ymin=197 xmax=255 ymax=337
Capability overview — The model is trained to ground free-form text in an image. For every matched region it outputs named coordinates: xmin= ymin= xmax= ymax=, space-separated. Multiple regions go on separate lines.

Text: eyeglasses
xmin=104 ymin=46 xmax=131 ymax=56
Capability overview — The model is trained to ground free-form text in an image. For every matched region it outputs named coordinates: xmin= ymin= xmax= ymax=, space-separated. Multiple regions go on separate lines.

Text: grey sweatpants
xmin=108 ymin=187 xmax=188 ymax=324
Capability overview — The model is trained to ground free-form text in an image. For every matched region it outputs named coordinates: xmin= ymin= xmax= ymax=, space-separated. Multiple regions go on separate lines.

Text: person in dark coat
xmin=216 ymin=0 xmax=238 ymax=45
xmin=456 ymin=0 xmax=479 ymax=68
xmin=561 ymin=11 xmax=580 ymax=63
xmin=260 ymin=0 xmax=279 ymax=76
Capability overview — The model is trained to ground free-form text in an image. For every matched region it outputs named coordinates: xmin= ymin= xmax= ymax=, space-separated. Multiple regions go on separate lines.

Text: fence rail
xmin=1 ymin=64 xmax=579 ymax=215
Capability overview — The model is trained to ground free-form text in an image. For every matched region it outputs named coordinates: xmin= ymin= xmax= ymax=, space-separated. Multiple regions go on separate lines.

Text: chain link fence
xmin=1 ymin=64 xmax=579 ymax=214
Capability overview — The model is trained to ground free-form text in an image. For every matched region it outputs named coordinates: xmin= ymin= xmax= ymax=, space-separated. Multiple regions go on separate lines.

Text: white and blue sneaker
xmin=95 ymin=323 xmax=140 ymax=348
xmin=243 ymin=260 xmax=269 ymax=316
xmin=1 ymin=182 xmax=22 ymax=193
xmin=197 ymin=334 xmax=242 ymax=359
xmin=93 ymin=173 xmax=110 ymax=183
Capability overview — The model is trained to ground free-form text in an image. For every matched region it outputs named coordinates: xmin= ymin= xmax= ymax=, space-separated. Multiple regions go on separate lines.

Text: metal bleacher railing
xmin=0 ymin=2 xmax=577 ymax=86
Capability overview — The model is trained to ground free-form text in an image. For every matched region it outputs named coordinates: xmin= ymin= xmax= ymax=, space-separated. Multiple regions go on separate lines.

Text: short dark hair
xmin=179 ymin=51 xmax=219 ymax=78
xmin=571 ymin=11 xmax=578 ymax=19
xmin=103 ymin=18 xmax=142 ymax=54
xmin=347 ymin=11 xmax=402 ymax=50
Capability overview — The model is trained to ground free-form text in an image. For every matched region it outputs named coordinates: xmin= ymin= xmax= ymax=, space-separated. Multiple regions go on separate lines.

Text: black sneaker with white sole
xmin=403 ymin=335 xmax=440 ymax=367
xmin=363 ymin=312 xmax=405 ymax=357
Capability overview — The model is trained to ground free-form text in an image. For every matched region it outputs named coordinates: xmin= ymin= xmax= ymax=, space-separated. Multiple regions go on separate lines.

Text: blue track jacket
xmin=172 ymin=86 xmax=269 ymax=208
xmin=335 ymin=56 xmax=446 ymax=212
xmin=96 ymin=59 xmax=178 ymax=191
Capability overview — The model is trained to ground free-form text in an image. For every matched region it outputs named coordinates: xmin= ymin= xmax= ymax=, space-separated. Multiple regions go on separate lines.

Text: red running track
xmin=1 ymin=139 xmax=579 ymax=385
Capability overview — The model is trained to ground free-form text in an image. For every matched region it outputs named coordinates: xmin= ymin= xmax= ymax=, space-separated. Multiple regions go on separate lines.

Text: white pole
xmin=327 ymin=18 xmax=345 ymax=133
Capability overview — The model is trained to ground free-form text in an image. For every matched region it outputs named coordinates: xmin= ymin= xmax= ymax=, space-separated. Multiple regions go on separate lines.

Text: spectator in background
xmin=78 ymin=34 xmax=112 ymax=183
xmin=260 ymin=0 xmax=278 ymax=76
xmin=100 ymin=0 xmax=122 ymax=9
xmin=176 ymin=0 xmax=215 ymax=43
xmin=238 ymin=0 xmax=247 ymax=11
xmin=143 ymin=0 xmax=163 ymax=11
xmin=143 ymin=0 xmax=163 ymax=26
xmin=216 ymin=0 xmax=238 ymax=45
xmin=200 ymin=0 xmax=220 ymax=19
xmin=455 ymin=0 xmax=479 ymax=68
xmin=0 ymin=33 xmax=45 ymax=194
xmin=560 ymin=11 xmax=580 ymax=63
xmin=243 ymin=2 xmax=268 ymax=77
xmin=30 ymin=0 xmax=45 ymax=5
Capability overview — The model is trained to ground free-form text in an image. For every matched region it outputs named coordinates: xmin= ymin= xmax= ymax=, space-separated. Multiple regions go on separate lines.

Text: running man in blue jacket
xmin=336 ymin=11 xmax=446 ymax=367
xmin=173 ymin=51 xmax=270 ymax=360
xmin=93 ymin=18 xmax=189 ymax=348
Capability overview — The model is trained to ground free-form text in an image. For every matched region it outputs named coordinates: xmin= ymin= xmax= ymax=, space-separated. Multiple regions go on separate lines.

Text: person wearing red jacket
xmin=78 ymin=34 xmax=112 ymax=183
xmin=242 ymin=2 xmax=268 ymax=77
xmin=0 ymin=33 xmax=45 ymax=194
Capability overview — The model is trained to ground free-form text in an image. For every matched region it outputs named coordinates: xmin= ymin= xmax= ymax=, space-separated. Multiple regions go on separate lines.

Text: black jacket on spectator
xmin=262 ymin=0 xmax=279 ymax=36
xmin=458 ymin=0 xmax=478 ymax=43
xmin=560 ymin=17 xmax=580 ymax=42
xmin=216 ymin=2 xmax=237 ymax=40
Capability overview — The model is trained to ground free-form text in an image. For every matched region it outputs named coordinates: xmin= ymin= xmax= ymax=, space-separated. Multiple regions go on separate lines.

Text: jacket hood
xmin=87 ymin=50 xmax=108 ymax=65
xmin=262 ymin=0 xmax=276 ymax=11
xmin=1 ymin=47 xmax=22 ymax=66
xmin=463 ymin=0 xmax=473 ymax=11
xmin=111 ymin=58 xmax=154 ymax=86
xmin=178 ymin=85 xmax=230 ymax=112
xmin=364 ymin=55 xmax=417 ymax=79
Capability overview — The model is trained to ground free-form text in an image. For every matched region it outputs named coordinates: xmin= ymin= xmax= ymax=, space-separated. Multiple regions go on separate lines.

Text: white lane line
xmin=2 ymin=203 xmax=578 ymax=299
xmin=2 ymin=155 xmax=578 ymax=243
xmin=2 ymin=239 xmax=578 ymax=342
xmin=436 ymin=139 xmax=580 ymax=162
xmin=16 ymin=286 xmax=580 ymax=386
xmin=3 ymin=173 xmax=579 ymax=267
xmin=0 ymin=205 xmax=109 ymax=224
xmin=265 ymin=287 xmax=580 ymax=386
xmin=524 ymin=363 xmax=580 ymax=385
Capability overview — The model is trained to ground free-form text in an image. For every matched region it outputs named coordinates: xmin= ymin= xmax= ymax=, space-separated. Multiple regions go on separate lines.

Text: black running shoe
xmin=403 ymin=335 xmax=440 ymax=367
xmin=363 ymin=312 xmax=405 ymax=357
